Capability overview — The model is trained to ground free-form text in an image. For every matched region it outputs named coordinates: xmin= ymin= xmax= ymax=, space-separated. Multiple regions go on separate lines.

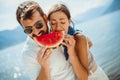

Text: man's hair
xmin=16 ymin=1 xmax=44 ymax=25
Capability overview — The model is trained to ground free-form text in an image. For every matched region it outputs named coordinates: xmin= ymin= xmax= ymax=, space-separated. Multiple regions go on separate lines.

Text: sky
xmin=0 ymin=0 xmax=113 ymax=31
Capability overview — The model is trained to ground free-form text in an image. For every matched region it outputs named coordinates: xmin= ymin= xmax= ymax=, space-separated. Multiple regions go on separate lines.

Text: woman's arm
xmin=62 ymin=34 xmax=88 ymax=80
xmin=69 ymin=50 xmax=88 ymax=80
xmin=87 ymin=36 xmax=93 ymax=48
xmin=74 ymin=33 xmax=89 ymax=73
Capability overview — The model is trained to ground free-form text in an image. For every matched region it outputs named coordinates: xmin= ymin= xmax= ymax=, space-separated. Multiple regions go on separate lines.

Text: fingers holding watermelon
xmin=62 ymin=34 xmax=75 ymax=46
xmin=62 ymin=34 xmax=76 ymax=54
xmin=36 ymin=47 xmax=52 ymax=68
xmin=43 ymin=48 xmax=52 ymax=60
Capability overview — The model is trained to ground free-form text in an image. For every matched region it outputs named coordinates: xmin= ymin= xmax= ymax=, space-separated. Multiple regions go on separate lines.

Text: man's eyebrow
xmin=25 ymin=26 xmax=32 ymax=28
xmin=33 ymin=20 xmax=42 ymax=26
xmin=25 ymin=20 xmax=43 ymax=28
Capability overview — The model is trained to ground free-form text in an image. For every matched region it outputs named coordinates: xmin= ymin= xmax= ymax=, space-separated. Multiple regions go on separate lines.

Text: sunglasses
xmin=24 ymin=21 xmax=43 ymax=34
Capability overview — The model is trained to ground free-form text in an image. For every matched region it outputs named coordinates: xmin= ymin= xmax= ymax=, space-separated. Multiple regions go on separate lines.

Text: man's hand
xmin=36 ymin=47 xmax=52 ymax=80
xmin=36 ymin=47 xmax=52 ymax=68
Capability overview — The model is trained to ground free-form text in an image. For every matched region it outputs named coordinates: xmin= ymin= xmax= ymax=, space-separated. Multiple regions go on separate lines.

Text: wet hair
xmin=16 ymin=1 xmax=44 ymax=25
xmin=48 ymin=4 xmax=71 ymax=20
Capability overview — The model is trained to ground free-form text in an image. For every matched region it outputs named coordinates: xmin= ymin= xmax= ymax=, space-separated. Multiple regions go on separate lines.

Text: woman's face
xmin=49 ymin=11 xmax=71 ymax=33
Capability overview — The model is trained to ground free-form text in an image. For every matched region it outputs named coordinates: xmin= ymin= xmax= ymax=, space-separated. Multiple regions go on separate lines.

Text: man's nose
xmin=32 ymin=27 xmax=40 ymax=35
xmin=33 ymin=28 xmax=39 ymax=33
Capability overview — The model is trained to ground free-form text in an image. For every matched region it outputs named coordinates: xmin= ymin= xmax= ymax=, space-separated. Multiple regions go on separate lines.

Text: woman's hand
xmin=62 ymin=34 xmax=76 ymax=55
xmin=62 ymin=34 xmax=88 ymax=80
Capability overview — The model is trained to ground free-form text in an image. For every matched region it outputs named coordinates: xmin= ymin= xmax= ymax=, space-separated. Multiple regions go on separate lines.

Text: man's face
xmin=20 ymin=10 xmax=48 ymax=39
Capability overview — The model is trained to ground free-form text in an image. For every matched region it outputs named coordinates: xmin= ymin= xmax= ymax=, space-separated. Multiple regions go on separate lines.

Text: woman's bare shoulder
xmin=74 ymin=33 xmax=93 ymax=47
xmin=74 ymin=33 xmax=87 ymax=41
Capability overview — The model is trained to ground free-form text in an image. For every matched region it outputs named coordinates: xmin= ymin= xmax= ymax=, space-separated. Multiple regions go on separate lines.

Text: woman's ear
xmin=43 ymin=14 xmax=48 ymax=22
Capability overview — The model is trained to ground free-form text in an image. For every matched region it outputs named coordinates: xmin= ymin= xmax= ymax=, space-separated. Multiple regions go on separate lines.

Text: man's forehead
xmin=18 ymin=1 xmax=39 ymax=21
xmin=21 ymin=11 xmax=44 ymax=25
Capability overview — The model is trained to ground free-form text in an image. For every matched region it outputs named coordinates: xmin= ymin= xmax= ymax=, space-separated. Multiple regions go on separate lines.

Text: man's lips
xmin=32 ymin=30 xmax=46 ymax=37
xmin=38 ymin=30 xmax=45 ymax=36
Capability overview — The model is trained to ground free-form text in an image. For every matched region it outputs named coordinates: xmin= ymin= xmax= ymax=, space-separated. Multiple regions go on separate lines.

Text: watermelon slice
xmin=34 ymin=31 xmax=64 ymax=48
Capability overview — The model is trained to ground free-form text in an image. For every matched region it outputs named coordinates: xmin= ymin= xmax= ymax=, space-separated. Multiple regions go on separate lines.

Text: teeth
xmin=38 ymin=33 xmax=42 ymax=36
xmin=37 ymin=31 xmax=44 ymax=36
xmin=36 ymin=33 xmax=42 ymax=36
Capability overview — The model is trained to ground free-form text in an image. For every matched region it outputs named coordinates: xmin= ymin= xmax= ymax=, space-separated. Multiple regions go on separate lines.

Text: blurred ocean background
xmin=0 ymin=0 xmax=120 ymax=80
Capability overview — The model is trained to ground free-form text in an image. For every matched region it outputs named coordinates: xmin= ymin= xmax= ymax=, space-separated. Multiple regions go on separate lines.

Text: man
xmin=16 ymin=1 xmax=52 ymax=80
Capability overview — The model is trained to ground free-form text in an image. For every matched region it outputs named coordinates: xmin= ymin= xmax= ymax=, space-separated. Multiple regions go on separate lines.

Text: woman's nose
xmin=55 ymin=26 xmax=60 ymax=31
xmin=56 ymin=22 xmax=62 ymax=28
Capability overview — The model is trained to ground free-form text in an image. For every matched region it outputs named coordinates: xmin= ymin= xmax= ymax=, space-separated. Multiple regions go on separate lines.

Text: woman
xmin=16 ymin=1 xmax=87 ymax=80
xmin=48 ymin=3 xmax=109 ymax=80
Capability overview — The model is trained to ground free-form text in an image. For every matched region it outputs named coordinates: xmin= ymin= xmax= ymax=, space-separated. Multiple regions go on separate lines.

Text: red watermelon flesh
xmin=34 ymin=31 xmax=64 ymax=48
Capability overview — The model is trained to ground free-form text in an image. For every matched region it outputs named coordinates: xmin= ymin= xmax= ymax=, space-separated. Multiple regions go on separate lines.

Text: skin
xmin=49 ymin=11 xmax=89 ymax=80
xmin=20 ymin=11 xmax=51 ymax=80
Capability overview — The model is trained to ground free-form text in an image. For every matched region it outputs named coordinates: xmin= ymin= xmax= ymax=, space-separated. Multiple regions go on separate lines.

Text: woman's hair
xmin=48 ymin=3 xmax=71 ymax=20
xmin=48 ymin=3 xmax=75 ymax=28
xmin=16 ymin=1 xmax=44 ymax=25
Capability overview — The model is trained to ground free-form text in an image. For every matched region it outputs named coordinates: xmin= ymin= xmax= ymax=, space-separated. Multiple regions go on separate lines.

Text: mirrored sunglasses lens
xmin=24 ymin=28 xmax=32 ymax=34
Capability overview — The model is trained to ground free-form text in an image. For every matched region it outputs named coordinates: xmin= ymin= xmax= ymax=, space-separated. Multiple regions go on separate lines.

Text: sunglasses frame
xmin=24 ymin=20 xmax=43 ymax=34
